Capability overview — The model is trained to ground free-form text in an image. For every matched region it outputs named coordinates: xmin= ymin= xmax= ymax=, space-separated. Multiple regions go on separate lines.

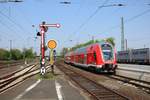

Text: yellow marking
xmin=48 ymin=40 xmax=57 ymax=49
xmin=50 ymin=49 xmax=54 ymax=65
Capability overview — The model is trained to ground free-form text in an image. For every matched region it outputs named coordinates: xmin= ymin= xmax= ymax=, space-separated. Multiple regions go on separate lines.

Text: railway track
xmin=108 ymin=75 xmax=150 ymax=93
xmin=0 ymin=60 xmax=36 ymax=69
xmin=0 ymin=61 xmax=24 ymax=69
xmin=0 ymin=63 xmax=50 ymax=94
xmin=56 ymin=62 xmax=129 ymax=100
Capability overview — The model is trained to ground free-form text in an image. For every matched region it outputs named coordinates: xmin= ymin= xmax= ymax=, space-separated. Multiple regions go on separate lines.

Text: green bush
xmin=0 ymin=48 xmax=36 ymax=60
xmin=23 ymin=48 xmax=36 ymax=59
xmin=0 ymin=49 xmax=10 ymax=60
xmin=11 ymin=49 xmax=23 ymax=60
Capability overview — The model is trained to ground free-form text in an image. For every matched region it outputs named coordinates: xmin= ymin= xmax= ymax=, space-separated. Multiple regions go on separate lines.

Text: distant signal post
xmin=39 ymin=22 xmax=60 ymax=75
xmin=48 ymin=40 xmax=57 ymax=65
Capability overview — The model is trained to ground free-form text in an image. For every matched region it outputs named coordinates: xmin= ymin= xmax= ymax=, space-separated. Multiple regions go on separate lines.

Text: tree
xmin=0 ymin=48 xmax=36 ymax=60
xmin=60 ymin=48 xmax=68 ymax=57
xmin=23 ymin=48 xmax=36 ymax=59
xmin=105 ymin=37 xmax=115 ymax=46
xmin=0 ymin=49 xmax=9 ymax=60
xmin=11 ymin=49 xmax=23 ymax=60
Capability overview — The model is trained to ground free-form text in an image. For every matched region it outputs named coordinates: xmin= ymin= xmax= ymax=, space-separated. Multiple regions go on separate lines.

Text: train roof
xmin=65 ymin=41 xmax=113 ymax=55
xmin=98 ymin=41 xmax=113 ymax=47
xmin=118 ymin=48 xmax=150 ymax=52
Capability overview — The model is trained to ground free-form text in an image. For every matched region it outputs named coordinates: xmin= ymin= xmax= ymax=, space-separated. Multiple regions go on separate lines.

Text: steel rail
xmin=0 ymin=63 xmax=37 ymax=80
xmin=108 ymin=75 xmax=150 ymax=93
xmin=0 ymin=64 xmax=37 ymax=88
xmin=57 ymin=62 xmax=129 ymax=100
xmin=0 ymin=64 xmax=50 ymax=94
xmin=0 ymin=62 xmax=24 ymax=69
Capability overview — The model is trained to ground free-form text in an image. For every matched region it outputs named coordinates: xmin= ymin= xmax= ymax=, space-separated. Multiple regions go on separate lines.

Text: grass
xmin=36 ymin=72 xmax=57 ymax=80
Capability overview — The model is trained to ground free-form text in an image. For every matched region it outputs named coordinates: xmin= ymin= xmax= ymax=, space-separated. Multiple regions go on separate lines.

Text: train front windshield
xmin=101 ymin=44 xmax=113 ymax=61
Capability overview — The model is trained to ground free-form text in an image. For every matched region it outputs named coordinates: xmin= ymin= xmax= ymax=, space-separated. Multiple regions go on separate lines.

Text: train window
xmin=132 ymin=51 xmax=138 ymax=55
xmin=101 ymin=43 xmax=113 ymax=61
xmin=77 ymin=47 xmax=86 ymax=54
xmin=119 ymin=52 xmax=129 ymax=55
xmin=140 ymin=51 xmax=147 ymax=54
xmin=101 ymin=44 xmax=112 ymax=50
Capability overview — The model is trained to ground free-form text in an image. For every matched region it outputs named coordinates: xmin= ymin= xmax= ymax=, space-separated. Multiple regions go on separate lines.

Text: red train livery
xmin=64 ymin=42 xmax=117 ymax=73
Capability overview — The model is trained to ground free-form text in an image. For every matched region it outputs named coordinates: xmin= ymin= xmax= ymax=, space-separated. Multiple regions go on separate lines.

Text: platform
xmin=0 ymin=66 xmax=86 ymax=100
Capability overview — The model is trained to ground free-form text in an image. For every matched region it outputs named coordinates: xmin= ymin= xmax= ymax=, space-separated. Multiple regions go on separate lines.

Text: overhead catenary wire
xmin=13 ymin=7 xmax=38 ymax=39
xmin=15 ymin=7 xmax=33 ymax=26
xmin=0 ymin=16 xmax=17 ymax=34
xmin=0 ymin=29 xmax=11 ymax=41
xmin=125 ymin=9 xmax=150 ymax=23
xmin=73 ymin=0 xmax=109 ymax=35
xmin=0 ymin=15 xmax=26 ymax=42
xmin=1 ymin=5 xmax=33 ymax=27
xmin=0 ymin=5 xmax=21 ymax=34
xmin=63 ymin=3 xmax=150 ymax=50
xmin=0 ymin=10 xmax=32 ymax=35
xmin=0 ymin=6 xmax=18 ymax=43
xmin=63 ymin=0 xmax=109 ymax=46
xmin=95 ymin=8 xmax=150 ymax=38
xmin=0 ymin=6 xmax=35 ymax=49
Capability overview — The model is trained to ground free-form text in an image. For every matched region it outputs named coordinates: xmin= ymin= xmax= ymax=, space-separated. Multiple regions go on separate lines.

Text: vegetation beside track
xmin=36 ymin=72 xmax=57 ymax=80
xmin=0 ymin=48 xmax=36 ymax=61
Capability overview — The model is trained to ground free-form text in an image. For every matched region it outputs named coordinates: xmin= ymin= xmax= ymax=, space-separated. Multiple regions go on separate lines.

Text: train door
xmin=93 ymin=51 xmax=97 ymax=64
xmin=84 ymin=53 xmax=87 ymax=64
xmin=87 ymin=53 xmax=91 ymax=64
xmin=87 ymin=46 xmax=94 ymax=65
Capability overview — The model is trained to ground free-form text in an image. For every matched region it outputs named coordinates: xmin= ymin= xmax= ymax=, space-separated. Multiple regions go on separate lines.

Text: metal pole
xmin=41 ymin=27 xmax=45 ymax=66
xmin=50 ymin=49 xmax=54 ymax=74
xmin=125 ymin=39 xmax=127 ymax=50
xmin=92 ymin=36 xmax=94 ymax=41
xmin=121 ymin=17 xmax=125 ymax=51
xmin=9 ymin=40 xmax=12 ymax=60
xmin=92 ymin=36 xmax=95 ymax=43
xmin=50 ymin=49 xmax=54 ymax=65
xmin=10 ymin=40 xmax=12 ymax=50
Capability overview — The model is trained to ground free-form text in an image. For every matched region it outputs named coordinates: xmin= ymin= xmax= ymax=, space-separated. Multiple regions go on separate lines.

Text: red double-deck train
xmin=64 ymin=42 xmax=117 ymax=73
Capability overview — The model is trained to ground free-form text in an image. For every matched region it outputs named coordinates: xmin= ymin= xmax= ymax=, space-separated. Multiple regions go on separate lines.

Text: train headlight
xmin=98 ymin=65 xmax=102 ymax=68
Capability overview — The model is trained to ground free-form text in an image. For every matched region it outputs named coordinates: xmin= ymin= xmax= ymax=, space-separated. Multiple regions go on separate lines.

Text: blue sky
xmin=0 ymin=0 xmax=150 ymax=55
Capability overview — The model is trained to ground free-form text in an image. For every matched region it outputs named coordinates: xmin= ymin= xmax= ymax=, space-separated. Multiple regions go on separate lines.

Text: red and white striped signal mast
xmin=39 ymin=21 xmax=60 ymax=75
